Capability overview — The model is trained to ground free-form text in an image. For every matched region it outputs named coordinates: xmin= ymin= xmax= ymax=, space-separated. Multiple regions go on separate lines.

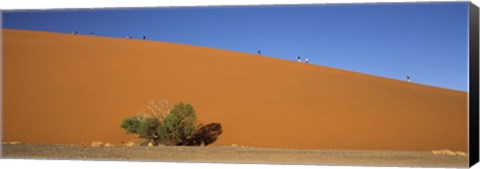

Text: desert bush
xmin=180 ymin=123 xmax=223 ymax=146
xmin=120 ymin=116 xmax=161 ymax=145
xmin=137 ymin=117 xmax=161 ymax=144
xmin=120 ymin=117 xmax=142 ymax=134
xmin=120 ymin=100 xmax=222 ymax=146
xmin=156 ymin=102 xmax=197 ymax=145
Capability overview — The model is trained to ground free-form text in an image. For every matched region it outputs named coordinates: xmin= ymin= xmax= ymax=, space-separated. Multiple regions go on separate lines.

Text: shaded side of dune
xmin=2 ymin=29 xmax=468 ymax=151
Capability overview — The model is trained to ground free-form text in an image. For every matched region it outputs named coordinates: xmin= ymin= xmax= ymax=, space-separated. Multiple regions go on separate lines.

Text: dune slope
xmin=2 ymin=29 xmax=467 ymax=151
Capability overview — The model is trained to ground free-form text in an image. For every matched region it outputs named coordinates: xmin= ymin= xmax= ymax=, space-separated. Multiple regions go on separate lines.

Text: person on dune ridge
xmin=406 ymin=75 xmax=412 ymax=82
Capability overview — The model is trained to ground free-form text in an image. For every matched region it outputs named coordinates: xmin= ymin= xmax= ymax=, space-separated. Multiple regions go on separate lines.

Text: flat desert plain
xmin=1 ymin=29 xmax=468 ymax=166
xmin=1 ymin=144 xmax=468 ymax=167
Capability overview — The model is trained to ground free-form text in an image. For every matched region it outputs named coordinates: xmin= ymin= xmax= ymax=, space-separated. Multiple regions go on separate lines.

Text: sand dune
xmin=2 ymin=29 xmax=467 ymax=151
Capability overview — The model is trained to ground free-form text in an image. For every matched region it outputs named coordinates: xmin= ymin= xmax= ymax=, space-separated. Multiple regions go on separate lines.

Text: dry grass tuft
xmin=91 ymin=141 xmax=114 ymax=147
xmin=136 ymin=100 xmax=172 ymax=121
xmin=2 ymin=141 xmax=21 ymax=145
xmin=432 ymin=149 xmax=467 ymax=156
xmin=124 ymin=141 xmax=136 ymax=147
xmin=91 ymin=141 xmax=104 ymax=147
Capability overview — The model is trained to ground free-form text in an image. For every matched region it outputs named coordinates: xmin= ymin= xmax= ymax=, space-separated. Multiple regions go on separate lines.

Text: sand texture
xmin=1 ymin=144 xmax=468 ymax=167
xmin=2 ymin=29 xmax=468 ymax=151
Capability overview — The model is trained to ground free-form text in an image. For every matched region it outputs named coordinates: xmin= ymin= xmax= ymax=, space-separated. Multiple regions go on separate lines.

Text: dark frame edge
xmin=469 ymin=1 xmax=480 ymax=168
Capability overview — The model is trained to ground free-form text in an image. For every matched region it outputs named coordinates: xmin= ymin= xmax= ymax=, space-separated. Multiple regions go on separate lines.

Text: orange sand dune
xmin=2 ymin=29 xmax=467 ymax=151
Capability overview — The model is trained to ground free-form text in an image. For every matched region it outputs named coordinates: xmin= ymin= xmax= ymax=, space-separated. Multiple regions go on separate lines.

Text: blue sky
xmin=2 ymin=2 xmax=469 ymax=91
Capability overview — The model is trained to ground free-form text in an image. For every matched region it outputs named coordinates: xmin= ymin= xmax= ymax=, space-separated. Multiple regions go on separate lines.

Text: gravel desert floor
xmin=1 ymin=144 xmax=468 ymax=167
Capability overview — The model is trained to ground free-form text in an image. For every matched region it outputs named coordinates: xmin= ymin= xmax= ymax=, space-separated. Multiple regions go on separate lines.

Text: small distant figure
xmin=305 ymin=58 xmax=309 ymax=64
xmin=126 ymin=35 xmax=133 ymax=39
xmin=297 ymin=56 xmax=302 ymax=63
xmin=71 ymin=31 xmax=78 ymax=35
xmin=257 ymin=50 xmax=262 ymax=55
xmin=89 ymin=32 xmax=95 ymax=36
xmin=406 ymin=75 xmax=411 ymax=82
xmin=143 ymin=36 xmax=146 ymax=40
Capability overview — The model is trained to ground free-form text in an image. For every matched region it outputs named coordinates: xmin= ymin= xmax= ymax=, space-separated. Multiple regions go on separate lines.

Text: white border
xmin=0 ymin=159 xmax=460 ymax=169
xmin=0 ymin=0 xmax=470 ymax=10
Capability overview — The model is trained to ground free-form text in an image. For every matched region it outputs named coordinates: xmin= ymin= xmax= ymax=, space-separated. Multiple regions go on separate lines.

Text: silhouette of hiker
xmin=297 ymin=56 xmax=302 ymax=63
xmin=258 ymin=50 xmax=261 ymax=55
xmin=406 ymin=75 xmax=411 ymax=82
xmin=305 ymin=58 xmax=309 ymax=64
xmin=143 ymin=36 xmax=146 ymax=40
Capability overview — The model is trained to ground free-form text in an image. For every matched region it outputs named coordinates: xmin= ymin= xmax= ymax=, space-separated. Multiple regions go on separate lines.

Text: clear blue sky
xmin=2 ymin=2 xmax=469 ymax=91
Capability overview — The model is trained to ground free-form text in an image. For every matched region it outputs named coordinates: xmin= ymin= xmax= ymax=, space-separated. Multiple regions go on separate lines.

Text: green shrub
xmin=120 ymin=100 xmax=222 ymax=146
xmin=138 ymin=117 xmax=161 ymax=143
xmin=120 ymin=117 xmax=141 ymax=134
xmin=120 ymin=116 xmax=161 ymax=145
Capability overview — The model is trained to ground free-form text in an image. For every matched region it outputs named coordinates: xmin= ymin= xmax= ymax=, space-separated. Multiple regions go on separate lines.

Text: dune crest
xmin=2 ymin=29 xmax=467 ymax=151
